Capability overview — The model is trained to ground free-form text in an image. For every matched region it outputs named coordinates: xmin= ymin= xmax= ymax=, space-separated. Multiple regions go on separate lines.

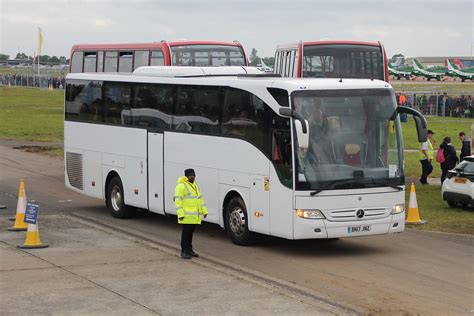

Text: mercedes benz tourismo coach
xmin=64 ymin=66 xmax=427 ymax=245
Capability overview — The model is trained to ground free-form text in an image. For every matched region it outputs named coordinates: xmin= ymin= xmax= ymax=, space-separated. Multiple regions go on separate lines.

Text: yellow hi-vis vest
xmin=174 ymin=176 xmax=208 ymax=224
xmin=419 ymin=139 xmax=434 ymax=160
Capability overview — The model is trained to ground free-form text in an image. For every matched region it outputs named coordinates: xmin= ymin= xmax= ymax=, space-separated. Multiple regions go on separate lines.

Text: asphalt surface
xmin=1 ymin=143 xmax=473 ymax=315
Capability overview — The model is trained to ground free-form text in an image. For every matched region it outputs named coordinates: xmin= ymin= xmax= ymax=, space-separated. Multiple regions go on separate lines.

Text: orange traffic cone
xmin=406 ymin=182 xmax=427 ymax=225
xmin=18 ymin=220 xmax=49 ymax=249
xmin=9 ymin=179 xmax=28 ymax=231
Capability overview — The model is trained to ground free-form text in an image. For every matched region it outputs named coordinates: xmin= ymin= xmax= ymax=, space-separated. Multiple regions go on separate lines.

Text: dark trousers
xmin=419 ymin=159 xmax=433 ymax=184
xmin=441 ymin=167 xmax=449 ymax=183
xmin=181 ymin=224 xmax=196 ymax=253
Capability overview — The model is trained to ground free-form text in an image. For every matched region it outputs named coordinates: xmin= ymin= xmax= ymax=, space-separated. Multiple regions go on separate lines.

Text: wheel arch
xmin=104 ymin=169 xmax=122 ymax=206
xmin=222 ymin=189 xmax=247 ymax=230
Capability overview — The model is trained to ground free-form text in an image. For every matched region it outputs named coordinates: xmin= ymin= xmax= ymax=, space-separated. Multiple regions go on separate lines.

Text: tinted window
xmin=132 ymin=84 xmax=174 ymax=129
xmin=104 ymin=51 xmax=118 ymax=72
xmin=65 ymin=80 xmax=102 ymax=122
xmin=119 ymin=52 xmax=133 ymax=72
xmin=134 ymin=51 xmax=149 ymax=69
xmin=174 ymin=86 xmax=220 ymax=133
xmin=150 ymin=50 xmax=164 ymax=66
xmin=222 ymin=88 xmax=271 ymax=155
xmin=104 ymin=82 xmax=131 ymax=124
xmin=71 ymin=52 xmax=83 ymax=73
xmin=303 ymin=44 xmax=384 ymax=79
xmin=97 ymin=51 xmax=104 ymax=72
xmin=83 ymin=52 xmax=97 ymax=72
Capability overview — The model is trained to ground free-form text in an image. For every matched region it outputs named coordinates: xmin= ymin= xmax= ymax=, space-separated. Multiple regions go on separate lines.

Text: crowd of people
xmin=0 ymin=74 xmax=65 ymax=89
xmin=419 ymin=130 xmax=472 ymax=184
xmin=397 ymin=92 xmax=473 ymax=118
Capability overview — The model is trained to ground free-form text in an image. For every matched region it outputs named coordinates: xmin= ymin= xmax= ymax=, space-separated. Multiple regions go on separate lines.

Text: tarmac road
xmin=1 ymin=142 xmax=473 ymax=315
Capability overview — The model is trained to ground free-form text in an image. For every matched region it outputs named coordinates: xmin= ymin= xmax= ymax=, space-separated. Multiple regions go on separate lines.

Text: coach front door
xmin=148 ymin=133 xmax=165 ymax=215
xmin=249 ymin=175 xmax=270 ymax=234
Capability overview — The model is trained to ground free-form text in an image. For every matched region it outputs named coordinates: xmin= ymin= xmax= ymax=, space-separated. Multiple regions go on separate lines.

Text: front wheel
xmin=225 ymin=197 xmax=255 ymax=246
xmin=106 ymin=176 xmax=133 ymax=218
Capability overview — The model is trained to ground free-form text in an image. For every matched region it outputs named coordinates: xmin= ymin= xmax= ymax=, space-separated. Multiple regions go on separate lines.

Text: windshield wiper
xmin=310 ymin=178 xmax=362 ymax=196
xmin=367 ymin=178 xmax=403 ymax=191
xmin=310 ymin=178 xmax=402 ymax=196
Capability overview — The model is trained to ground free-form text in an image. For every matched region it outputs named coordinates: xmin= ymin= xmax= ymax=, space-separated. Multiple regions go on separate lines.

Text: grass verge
xmin=406 ymin=184 xmax=473 ymax=235
xmin=0 ymin=86 xmax=64 ymax=142
xmin=401 ymin=116 xmax=472 ymax=150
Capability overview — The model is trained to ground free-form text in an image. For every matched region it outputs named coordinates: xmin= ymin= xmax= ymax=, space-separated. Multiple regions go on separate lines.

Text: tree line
xmin=0 ymin=53 xmax=69 ymax=65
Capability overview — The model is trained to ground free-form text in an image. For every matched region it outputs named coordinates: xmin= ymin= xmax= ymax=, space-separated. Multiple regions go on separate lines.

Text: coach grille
xmin=66 ymin=152 xmax=83 ymax=190
xmin=325 ymin=207 xmax=390 ymax=221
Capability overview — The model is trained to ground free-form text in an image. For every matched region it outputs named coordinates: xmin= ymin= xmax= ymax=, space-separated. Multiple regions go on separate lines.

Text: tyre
xmin=447 ymin=200 xmax=464 ymax=208
xmin=106 ymin=176 xmax=133 ymax=218
xmin=225 ymin=197 xmax=255 ymax=246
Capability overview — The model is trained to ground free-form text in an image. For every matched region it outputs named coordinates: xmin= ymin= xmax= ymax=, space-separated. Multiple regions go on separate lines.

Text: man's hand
xmin=203 ymin=214 xmax=207 ymax=219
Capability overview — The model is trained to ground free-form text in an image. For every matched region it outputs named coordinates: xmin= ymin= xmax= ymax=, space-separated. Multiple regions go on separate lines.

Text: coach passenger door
xmin=148 ymin=133 xmax=165 ymax=215
xmin=250 ymin=175 xmax=270 ymax=234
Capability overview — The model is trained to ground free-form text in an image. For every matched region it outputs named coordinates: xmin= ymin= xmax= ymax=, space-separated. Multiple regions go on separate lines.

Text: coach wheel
xmin=107 ymin=176 xmax=133 ymax=218
xmin=225 ymin=197 xmax=255 ymax=246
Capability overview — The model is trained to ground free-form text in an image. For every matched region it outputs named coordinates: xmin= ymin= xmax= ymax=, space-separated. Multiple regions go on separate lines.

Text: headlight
xmin=391 ymin=203 xmax=405 ymax=214
xmin=296 ymin=209 xmax=326 ymax=219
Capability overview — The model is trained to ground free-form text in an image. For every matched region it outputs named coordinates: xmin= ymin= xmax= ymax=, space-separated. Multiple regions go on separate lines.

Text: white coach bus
xmin=64 ymin=66 xmax=427 ymax=245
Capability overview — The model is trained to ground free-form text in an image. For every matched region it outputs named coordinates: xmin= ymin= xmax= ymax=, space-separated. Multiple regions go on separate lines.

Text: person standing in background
xmin=439 ymin=137 xmax=458 ymax=183
xmin=419 ymin=130 xmax=435 ymax=185
xmin=459 ymin=131 xmax=472 ymax=161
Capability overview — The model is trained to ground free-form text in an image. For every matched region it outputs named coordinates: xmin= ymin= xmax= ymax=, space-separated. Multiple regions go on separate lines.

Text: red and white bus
xmin=274 ymin=41 xmax=389 ymax=81
xmin=70 ymin=41 xmax=248 ymax=73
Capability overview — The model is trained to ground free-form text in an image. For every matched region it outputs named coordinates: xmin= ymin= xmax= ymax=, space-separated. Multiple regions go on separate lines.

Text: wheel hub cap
xmin=229 ymin=207 xmax=246 ymax=237
xmin=111 ymin=186 xmax=122 ymax=211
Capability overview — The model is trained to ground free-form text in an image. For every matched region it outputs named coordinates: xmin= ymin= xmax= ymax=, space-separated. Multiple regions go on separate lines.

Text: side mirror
xmin=279 ymin=107 xmax=293 ymax=117
xmin=391 ymin=106 xmax=427 ymax=142
xmin=295 ymin=119 xmax=309 ymax=149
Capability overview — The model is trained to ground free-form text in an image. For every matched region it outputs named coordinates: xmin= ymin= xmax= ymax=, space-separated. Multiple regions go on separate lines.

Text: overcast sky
xmin=1 ymin=0 xmax=473 ymax=59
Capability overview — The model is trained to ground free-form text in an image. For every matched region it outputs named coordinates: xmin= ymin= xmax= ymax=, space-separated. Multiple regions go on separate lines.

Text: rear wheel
xmin=106 ymin=176 xmax=133 ymax=218
xmin=225 ymin=197 xmax=255 ymax=246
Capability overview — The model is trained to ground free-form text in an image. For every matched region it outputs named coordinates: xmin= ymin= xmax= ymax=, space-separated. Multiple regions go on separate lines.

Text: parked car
xmin=441 ymin=156 xmax=474 ymax=208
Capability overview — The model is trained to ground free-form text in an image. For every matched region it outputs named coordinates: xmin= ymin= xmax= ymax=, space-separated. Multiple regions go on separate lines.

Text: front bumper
xmin=293 ymin=212 xmax=405 ymax=239
xmin=443 ymin=192 xmax=473 ymax=204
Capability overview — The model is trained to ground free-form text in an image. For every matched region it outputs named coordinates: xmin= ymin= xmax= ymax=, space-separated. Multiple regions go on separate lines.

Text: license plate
xmin=347 ymin=225 xmax=371 ymax=233
xmin=454 ymin=177 xmax=467 ymax=184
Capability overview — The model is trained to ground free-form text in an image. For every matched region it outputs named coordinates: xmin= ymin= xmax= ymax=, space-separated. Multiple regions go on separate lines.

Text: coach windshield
xmin=292 ymin=89 xmax=403 ymax=191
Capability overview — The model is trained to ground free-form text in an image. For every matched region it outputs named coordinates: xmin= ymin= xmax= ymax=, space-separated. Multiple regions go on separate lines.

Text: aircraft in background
xmin=388 ymin=64 xmax=414 ymax=80
xmin=446 ymin=59 xmax=474 ymax=82
xmin=412 ymin=58 xmax=447 ymax=81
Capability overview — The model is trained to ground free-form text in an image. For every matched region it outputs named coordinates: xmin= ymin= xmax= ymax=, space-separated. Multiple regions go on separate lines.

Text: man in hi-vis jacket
xmin=174 ymin=169 xmax=208 ymax=259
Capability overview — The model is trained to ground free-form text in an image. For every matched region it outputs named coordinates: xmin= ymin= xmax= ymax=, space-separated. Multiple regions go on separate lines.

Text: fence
xmin=395 ymin=91 xmax=472 ymax=118
xmin=0 ymin=74 xmax=65 ymax=89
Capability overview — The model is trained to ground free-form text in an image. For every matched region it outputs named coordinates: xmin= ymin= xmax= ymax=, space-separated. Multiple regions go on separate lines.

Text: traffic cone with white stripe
xmin=18 ymin=220 xmax=49 ymax=249
xmin=406 ymin=182 xmax=427 ymax=225
xmin=9 ymin=179 xmax=28 ymax=231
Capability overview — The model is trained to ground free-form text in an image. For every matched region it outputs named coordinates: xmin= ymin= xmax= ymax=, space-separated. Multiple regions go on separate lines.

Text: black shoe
xmin=181 ymin=252 xmax=192 ymax=259
xmin=188 ymin=250 xmax=199 ymax=258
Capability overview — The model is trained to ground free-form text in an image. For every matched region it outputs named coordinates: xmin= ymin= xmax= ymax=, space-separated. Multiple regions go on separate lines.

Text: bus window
xmin=174 ymin=86 xmax=220 ymax=133
xmin=119 ymin=51 xmax=133 ymax=72
xmin=222 ymin=88 xmax=271 ymax=155
xmin=134 ymin=51 xmax=149 ymax=70
xmin=229 ymin=50 xmax=245 ymax=66
xmin=97 ymin=51 xmax=104 ymax=72
xmin=303 ymin=44 xmax=383 ymax=79
xmin=195 ymin=51 xmax=209 ymax=66
xmin=104 ymin=82 xmax=131 ymax=125
xmin=83 ymin=52 xmax=97 ymax=72
xmin=131 ymin=84 xmax=174 ymax=129
xmin=65 ymin=80 xmax=102 ymax=122
xmin=104 ymin=51 xmax=118 ymax=72
xmin=150 ymin=50 xmax=164 ymax=66
xmin=71 ymin=52 xmax=84 ymax=73
xmin=212 ymin=51 xmax=226 ymax=66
